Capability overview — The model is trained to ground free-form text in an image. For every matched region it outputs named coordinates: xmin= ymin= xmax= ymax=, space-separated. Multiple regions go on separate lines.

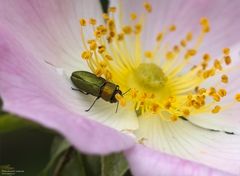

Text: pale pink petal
xmin=0 ymin=28 xmax=134 ymax=154
xmin=111 ymin=0 xmax=240 ymax=56
xmin=134 ymin=116 xmax=240 ymax=175
xmin=125 ymin=144 xmax=234 ymax=176
xmin=0 ymin=0 xmax=139 ymax=135
xmin=0 ymin=0 xmax=103 ymax=73
xmin=189 ymin=45 xmax=240 ymax=133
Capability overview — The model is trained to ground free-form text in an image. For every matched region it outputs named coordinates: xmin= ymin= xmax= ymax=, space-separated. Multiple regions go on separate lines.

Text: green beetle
xmin=71 ymin=71 xmax=125 ymax=112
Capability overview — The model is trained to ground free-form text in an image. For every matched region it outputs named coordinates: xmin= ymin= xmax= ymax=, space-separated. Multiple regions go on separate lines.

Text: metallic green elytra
xmin=71 ymin=71 xmax=123 ymax=112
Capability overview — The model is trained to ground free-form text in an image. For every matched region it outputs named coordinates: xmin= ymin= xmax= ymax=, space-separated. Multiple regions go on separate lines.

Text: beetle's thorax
xmin=101 ymin=82 xmax=119 ymax=103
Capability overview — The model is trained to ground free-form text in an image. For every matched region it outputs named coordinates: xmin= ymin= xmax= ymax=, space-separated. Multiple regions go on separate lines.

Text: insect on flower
xmin=71 ymin=71 xmax=128 ymax=112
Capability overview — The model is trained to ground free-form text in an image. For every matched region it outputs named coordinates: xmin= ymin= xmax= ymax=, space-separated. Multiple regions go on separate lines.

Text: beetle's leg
xmin=85 ymin=97 xmax=100 ymax=112
xmin=71 ymin=87 xmax=89 ymax=95
xmin=115 ymin=102 xmax=119 ymax=113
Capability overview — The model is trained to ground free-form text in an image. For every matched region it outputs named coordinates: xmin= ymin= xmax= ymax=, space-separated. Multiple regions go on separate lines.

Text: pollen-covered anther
xmin=169 ymin=25 xmax=176 ymax=32
xmin=131 ymin=89 xmax=138 ymax=99
xmin=104 ymin=70 xmax=112 ymax=80
xmin=134 ymin=24 xmax=142 ymax=34
xmin=208 ymin=87 xmax=216 ymax=96
xmin=211 ymin=93 xmax=221 ymax=102
xmin=182 ymin=109 xmax=190 ymax=116
xmin=89 ymin=18 xmax=97 ymax=25
xmin=166 ymin=52 xmax=175 ymax=60
xmin=185 ymin=49 xmax=197 ymax=59
xmin=108 ymin=6 xmax=117 ymax=13
xmin=218 ymin=89 xmax=227 ymax=97
xmin=156 ymin=33 xmax=163 ymax=42
xmin=150 ymin=103 xmax=160 ymax=113
xmin=214 ymin=59 xmax=222 ymax=70
xmin=200 ymin=17 xmax=210 ymax=33
xmin=115 ymin=93 xmax=126 ymax=106
xmin=203 ymin=53 xmax=211 ymax=62
xmin=88 ymin=40 xmax=97 ymax=50
xmin=164 ymin=101 xmax=171 ymax=109
xmin=144 ymin=2 xmax=152 ymax=13
xmin=130 ymin=13 xmax=137 ymax=20
xmin=170 ymin=115 xmax=178 ymax=122
xmin=180 ymin=40 xmax=187 ymax=47
xmin=104 ymin=54 xmax=113 ymax=61
xmin=144 ymin=51 xmax=153 ymax=59
xmin=186 ymin=32 xmax=193 ymax=41
xmin=221 ymin=74 xmax=229 ymax=83
xmin=224 ymin=56 xmax=231 ymax=65
xmin=212 ymin=105 xmax=221 ymax=113
xmin=79 ymin=18 xmax=87 ymax=26
xmin=99 ymin=60 xmax=107 ymax=68
xmin=198 ymin=88 xmax=206 ymax=95
xmin=117 ymin=33 xmax=125 ymax=41
xmin=95 ymin=67 xmax=104 ymax=77
xmin=81 ymin=51 xmax=92 ymax=60
xmin=223 ymin=48 xmax=230 ymax=55
xmin=102 ymin=13 xmax=109 ymax=21
xmin=122 ymin=26 xmax=132 ymax=34
xmin=235 ymin=94 xmax=240 ymax=102
xmin=98 ymin=45 xmax=106 ymax=54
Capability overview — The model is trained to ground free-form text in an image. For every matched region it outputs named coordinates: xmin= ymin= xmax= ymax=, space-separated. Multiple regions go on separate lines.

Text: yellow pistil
xmin=77 ymin=3 xmax=237 ymax=121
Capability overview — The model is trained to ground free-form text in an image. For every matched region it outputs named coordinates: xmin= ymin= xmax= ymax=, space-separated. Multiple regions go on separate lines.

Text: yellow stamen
xmin=115 ymin=93 xmax=126 ymax=106
xmin=77 ymin=3 xmax=236 ymax=121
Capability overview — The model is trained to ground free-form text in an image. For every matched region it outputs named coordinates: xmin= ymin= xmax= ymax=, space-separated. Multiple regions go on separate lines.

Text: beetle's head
xmin=111 ymin=89 xmax=123 ymax=103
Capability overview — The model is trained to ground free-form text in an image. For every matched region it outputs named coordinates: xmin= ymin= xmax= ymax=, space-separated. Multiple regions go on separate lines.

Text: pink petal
xmin=0 ymin=0 xmax=103 ymax=73
xmin=125 ymin=144 xmax=234 ymax=176
xmin=189 ymin=45 xmax=240 ymax=133
xmin=111 ymin=0 xmax=240 ymax=56
xmin=0 ymin=28 xmax=134 ymax=154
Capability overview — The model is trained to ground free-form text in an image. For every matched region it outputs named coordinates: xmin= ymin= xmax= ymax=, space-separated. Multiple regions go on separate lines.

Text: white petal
xmin=135 ymin=115 xmax=240 ymax=174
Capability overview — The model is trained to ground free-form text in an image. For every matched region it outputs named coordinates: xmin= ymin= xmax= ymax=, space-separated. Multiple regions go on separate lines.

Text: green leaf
xmin=40 ymin=137 xmax=71 ymax=176
xmin=40 ymin=137 xmax=95 ymax=176
xmin=101 ymin=153 xmax=129 ymax=176
xmin=0 ymin=113 xmax=39 ymax=134
xmin=60 ymin=150 xmax=86 ymax=176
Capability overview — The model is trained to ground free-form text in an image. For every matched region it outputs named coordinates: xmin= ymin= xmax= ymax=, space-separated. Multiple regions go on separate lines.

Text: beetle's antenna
xmin=115 ymin=102 xmax=119 ymax=113
xmin=122 ymin=88 xmax=131 ymax=96
xmin=85 ymin=97 xmax=100 ymax=112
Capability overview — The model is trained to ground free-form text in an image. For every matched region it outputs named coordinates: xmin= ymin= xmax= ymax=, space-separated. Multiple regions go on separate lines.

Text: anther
xmin=212 ymin=105 xmax=221 ymax=113
xmin=89 ymin=18 xmax=97 ymax=25
xmin=145 ymin=51 xmax=153 ymax=59
xmin=218 ymin=89 xmax=227 ymax=97
xmin=80 ymin=19 xmax=87 ymax=26
xmin=235 ymin=94 xmax=240 ymax=102
xmin=109 ymin=6 xmax=117 ymax=13
xmin=221 ymin=74 xmax=229 ymax=84
xmin=223 ymin=48 xmax=230 ymax=55
xmin=144 ymin=2 xmax=152 ymax=13
xmin=224 ymin=56 xmax=231 ymax=65
xmin=130 ymin=13 xmax=137 ymax=20
xmin=169 ymin=25 xmax=176 ymax=32
xmin=81 ymin=51 xmax=92 ymax=59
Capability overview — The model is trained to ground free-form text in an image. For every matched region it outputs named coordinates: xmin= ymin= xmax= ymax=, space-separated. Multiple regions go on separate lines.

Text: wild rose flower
xmin=1 ymin=0 xmax=240 ymax=175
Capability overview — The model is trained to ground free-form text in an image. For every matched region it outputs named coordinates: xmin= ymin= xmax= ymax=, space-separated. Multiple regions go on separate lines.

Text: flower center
xmin=77 ymin=2 xmax=240 ymax=121
xmin=133 ymin=63 xmax=167 ymax=90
